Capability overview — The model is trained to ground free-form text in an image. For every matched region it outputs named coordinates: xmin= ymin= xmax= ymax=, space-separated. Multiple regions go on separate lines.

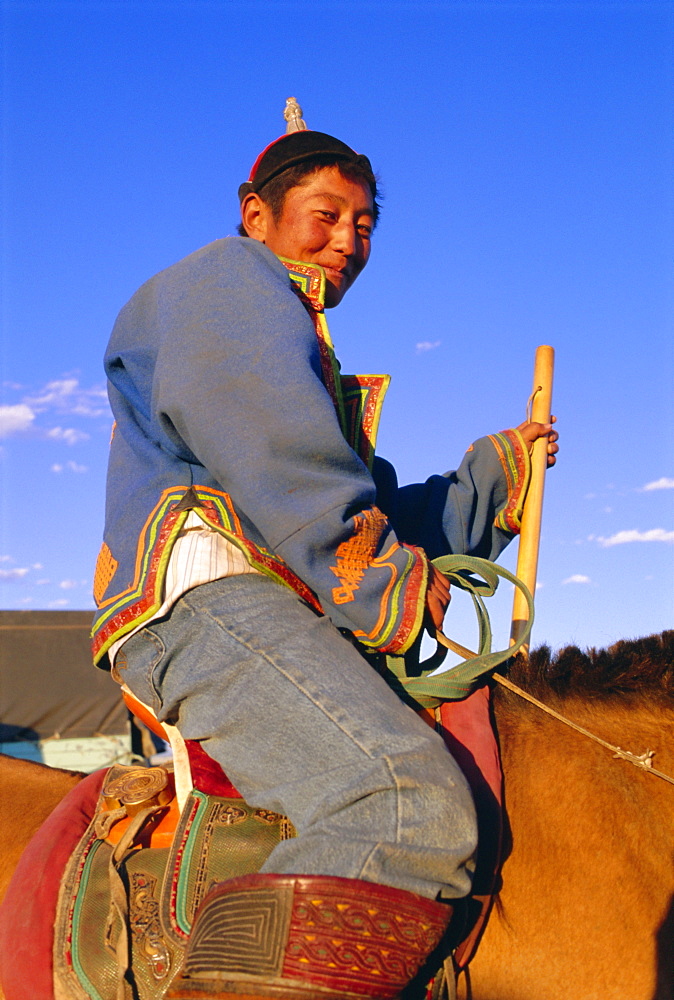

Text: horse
xmin=0 ymin=631 xmax=672 ymax=1000
xmin=463 ymin=630 xmax=674 ymax=1000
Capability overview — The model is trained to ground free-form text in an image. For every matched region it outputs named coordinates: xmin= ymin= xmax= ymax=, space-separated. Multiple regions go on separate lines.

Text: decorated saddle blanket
xmin=0 ymin=687 xmax=502 ymax=1000
xmin=0 ymin=758 xmax=295 ymax=1000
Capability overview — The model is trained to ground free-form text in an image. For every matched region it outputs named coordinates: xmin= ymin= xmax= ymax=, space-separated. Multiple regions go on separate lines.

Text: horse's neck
xmin=496 ymin=692 xmax=674 ymax=772
xmin=494 ymin=691 xmax=674 ymax=855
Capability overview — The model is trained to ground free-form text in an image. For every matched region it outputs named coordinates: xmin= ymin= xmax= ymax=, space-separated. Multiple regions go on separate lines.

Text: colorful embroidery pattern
xmin=340 ymin=374 xmax=390 ymax=471
xmin=281 ymin=258 xmax=347 ymax=438
xmin=93 ymin=542 xmax=118 ymax=606
xmin=330 ymin=507 xmax=389 ymax=605
xmin=351 ymin=543 xmax=428 ymax=654
xmin=279 ymin=258 xmax=326 ymax=311
xmin=281 ymin=259 xmax=391 ymax=473
xmin=92 ymin=486 xmax=321 ymax=664
xmin=489 ymin=429 xmax=531 ymax=533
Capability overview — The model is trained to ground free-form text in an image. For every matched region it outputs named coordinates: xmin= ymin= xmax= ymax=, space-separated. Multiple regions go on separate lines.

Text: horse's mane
xmin=504 ymin=630 xmax=674 ymax=702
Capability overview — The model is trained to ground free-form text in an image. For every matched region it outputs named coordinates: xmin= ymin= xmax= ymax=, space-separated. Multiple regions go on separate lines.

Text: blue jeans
xmin=117 ymin=575 xmax=477 ymax=900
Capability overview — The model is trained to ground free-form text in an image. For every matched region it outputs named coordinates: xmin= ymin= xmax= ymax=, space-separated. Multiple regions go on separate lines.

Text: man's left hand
xmin=424 ymin=564 xmax=451 ymax=633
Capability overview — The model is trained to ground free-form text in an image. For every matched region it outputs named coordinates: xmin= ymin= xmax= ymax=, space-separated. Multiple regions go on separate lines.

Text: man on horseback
xmin=92 ymin=100 xmax=557 ymax=998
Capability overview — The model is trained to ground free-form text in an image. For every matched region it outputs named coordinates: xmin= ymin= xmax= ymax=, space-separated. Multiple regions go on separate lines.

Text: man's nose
xmin=330 ymin=219 xmax=357 ymax=256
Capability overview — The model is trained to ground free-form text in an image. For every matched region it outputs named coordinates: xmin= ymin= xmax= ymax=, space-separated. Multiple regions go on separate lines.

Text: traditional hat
xmin=238 ymin=98 xmax=374 ymax=202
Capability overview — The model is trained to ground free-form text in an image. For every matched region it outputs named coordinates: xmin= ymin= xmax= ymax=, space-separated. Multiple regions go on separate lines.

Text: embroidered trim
xmin=92 ymin=486 xmax=321 ymax=664
xmin=352 ymin=543 xmax=428 ymax=654
xmin=340 ymin=374 xmax=390 ymax=470
xmin=330 ymin=507 xmax=389 ymax=605
xmin=57 ymin=831 xmax=106 ymax=1000
xmin=279 ymin=257 xmax=326 ymax=312
xmin=314 ymin=312 xmax=346 ymax=431
xmin=489 ymin=428 xmax=531 ymax=534
xmin=280 ymin=257 xmax=348 ymax=440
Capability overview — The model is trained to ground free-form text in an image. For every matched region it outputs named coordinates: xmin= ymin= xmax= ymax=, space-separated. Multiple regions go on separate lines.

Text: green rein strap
xmin=384 ymin=555 xmax=534 ymax=709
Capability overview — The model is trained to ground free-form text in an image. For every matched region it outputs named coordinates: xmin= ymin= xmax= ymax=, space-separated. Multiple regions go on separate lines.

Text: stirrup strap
xmin=121 ymin=684 xmax=193 ymax=810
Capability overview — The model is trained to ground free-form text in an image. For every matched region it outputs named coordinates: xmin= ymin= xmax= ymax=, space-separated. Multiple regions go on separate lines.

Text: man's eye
xmin=357 ymin=225 xmax=372 ymax=237
xmin=319 ymin=210 xmax=336 ymax=221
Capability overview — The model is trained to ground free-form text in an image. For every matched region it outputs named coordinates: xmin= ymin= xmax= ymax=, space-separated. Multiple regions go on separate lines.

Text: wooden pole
xmin=510 ymin=345 xmax=555 ymax=655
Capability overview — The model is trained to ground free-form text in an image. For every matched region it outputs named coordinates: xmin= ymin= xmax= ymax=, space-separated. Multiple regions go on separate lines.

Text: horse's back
xmin=0 ymin=754 xmax=84 ymax=905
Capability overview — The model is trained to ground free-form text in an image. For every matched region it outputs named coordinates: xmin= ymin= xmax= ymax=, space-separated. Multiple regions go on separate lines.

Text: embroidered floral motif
xmin=330 ymin=507 xmax=388 ymax=605
xmin=93 ymin=542 xmax=118 ymax=605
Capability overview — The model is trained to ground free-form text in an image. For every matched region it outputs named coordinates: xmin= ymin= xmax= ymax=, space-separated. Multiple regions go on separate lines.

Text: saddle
xmin=0 ymin=683 xmax=503 ymax=1000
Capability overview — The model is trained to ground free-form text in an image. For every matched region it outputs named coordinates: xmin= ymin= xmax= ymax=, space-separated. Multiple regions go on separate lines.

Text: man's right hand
xmin=517 ymin=416 xmax=559 ymax=467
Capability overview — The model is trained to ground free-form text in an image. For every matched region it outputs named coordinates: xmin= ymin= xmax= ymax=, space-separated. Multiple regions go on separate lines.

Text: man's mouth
xmin=323 ymin=265 xmax=349 ymax=282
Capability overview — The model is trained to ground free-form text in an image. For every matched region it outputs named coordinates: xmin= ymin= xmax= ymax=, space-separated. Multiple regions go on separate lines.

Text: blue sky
xmin=1 ymin=0 xmax=672 ymax=654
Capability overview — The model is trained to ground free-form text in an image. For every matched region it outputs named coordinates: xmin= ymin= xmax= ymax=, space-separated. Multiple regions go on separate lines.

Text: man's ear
xmin=240 ymin=192 xmax=272 ymax=243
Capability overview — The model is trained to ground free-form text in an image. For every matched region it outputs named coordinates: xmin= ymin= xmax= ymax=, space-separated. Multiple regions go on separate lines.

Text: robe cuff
xmin=488 ymin=428 xmax=531 ymax=534
xmin=349 ymin=542 xmax=429 ymax=655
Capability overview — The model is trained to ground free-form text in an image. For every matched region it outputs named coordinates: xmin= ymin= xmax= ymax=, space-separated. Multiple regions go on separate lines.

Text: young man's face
xmin=244 ymin=166 xmax=374 ymax=308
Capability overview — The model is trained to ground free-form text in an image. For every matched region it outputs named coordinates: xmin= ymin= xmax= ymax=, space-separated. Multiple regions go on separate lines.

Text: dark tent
xmin=0 ymin=610 xmax=127 ymax=743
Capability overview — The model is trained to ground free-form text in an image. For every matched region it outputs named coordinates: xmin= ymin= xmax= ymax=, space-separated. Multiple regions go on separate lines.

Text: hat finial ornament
xmin=284 ymin=97 xmax=307 ymax=133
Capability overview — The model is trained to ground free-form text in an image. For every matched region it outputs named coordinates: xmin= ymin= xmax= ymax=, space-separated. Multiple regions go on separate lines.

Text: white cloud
xmin=562 ymin=574 xmax=592 ymax=585
xmin=597 ymin=528 xmax=674 ymax=547
xmin=24 ymin=378 xmax=109 ymax=418
xmin=35 ymin=578 xmax=50 ymax=585
xmin=59 ymin=579 xmax=79 ymax=590
xmin=0 ymin=567 xmax=30 ymax=580
xmin=0 ymin=378 xmax=109 ymax=446
xmin=51 ymin=459 xmax=88 ymax=473
xmin=46 ymin=426 xmax=90 ymax=446
xmin=48 ymin=598 xmax=69 ymax=608
xmin=416 ymin=341 xmax=442 ymax=353
xmin=0 ymin=404 xmax=36 ymax=438
xmin=0 ymin=555 xmax=11 ymax=563
xmin=642 ymin=477 xmax=674 ymax=492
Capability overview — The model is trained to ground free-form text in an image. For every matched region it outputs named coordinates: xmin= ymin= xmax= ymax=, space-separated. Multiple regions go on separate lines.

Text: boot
xmin=166 ymin=873 xmax=452 ymax=1000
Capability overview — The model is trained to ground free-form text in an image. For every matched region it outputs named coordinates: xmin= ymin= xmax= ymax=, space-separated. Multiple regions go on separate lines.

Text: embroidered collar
xmin=278 ymin=257 xmax=326 ymax=312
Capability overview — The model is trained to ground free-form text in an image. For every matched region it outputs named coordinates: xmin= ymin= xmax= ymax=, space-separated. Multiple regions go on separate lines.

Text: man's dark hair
xmin=237 ymin=155 xmax=381 ymax=237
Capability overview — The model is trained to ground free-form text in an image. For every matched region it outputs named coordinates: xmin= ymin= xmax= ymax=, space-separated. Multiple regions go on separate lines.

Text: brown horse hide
xmin=0 ymin=756 xmax=84 ymax=906
xmin=462 ymin=632 xmax=674 ymax=1000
